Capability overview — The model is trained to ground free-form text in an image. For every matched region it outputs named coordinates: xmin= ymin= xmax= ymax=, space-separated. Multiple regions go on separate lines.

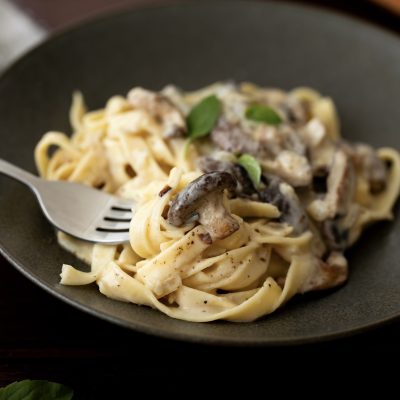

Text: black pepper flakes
xmin=199 ymin=232 xmax=212 ymax=244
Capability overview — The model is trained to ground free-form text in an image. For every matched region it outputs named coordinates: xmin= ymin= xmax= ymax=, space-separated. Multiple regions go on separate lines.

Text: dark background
xmin=1 ymin=0 xmax=399 ymax=396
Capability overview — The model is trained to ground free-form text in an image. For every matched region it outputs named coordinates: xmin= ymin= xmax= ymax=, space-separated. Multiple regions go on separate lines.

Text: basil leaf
xmin=238 ymin=154 xmax=262 ymax=188
xmin=245 ymin=104 xmax=282 ymax=125
xmin=0 ymin=380 xmax=73 ymax=400
xmin=187 ymin=95 xmax=221 ymax=139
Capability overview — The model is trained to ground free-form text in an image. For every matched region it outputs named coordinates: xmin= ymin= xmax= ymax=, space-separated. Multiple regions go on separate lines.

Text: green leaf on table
xmin=187 ymin=95 xmax=221 ymax=140
xmin=238 ymin=154 xmax=262 ymax=188
xmin=245 ymin=104 xmax=282 ymax=125
xmin=0 ymin=380 xmax=73 ymax=400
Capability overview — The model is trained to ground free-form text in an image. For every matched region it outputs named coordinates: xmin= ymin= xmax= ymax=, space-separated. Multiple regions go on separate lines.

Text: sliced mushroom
xmin=351 ymin=143 xmax=387 ymax=194
xmin=259 ymin=177 xmax=308 ymax=235
xmin=197 ymin=156 xmax=258 ymax=198
xmin=255 ymin=124 xmax=307 ymax=158
xmin=307 ymin=149 xmax=355 ymax=221
xmin=280 ymin=95 xmax=309 ymax=126
xmin=212 ymin=120 xmax=311 ymax=187
xmin=211 ymin=118 xmax=259 ymax=156
xmin=321 ymin=219 xmax=349 ymax=251
xmin=280 ymin=125 xmax=308 ymax=155
xmin=167 ymin=172 xmax=240 ymax=241
xmin=127 ymin=87 xmax=186 ymax=138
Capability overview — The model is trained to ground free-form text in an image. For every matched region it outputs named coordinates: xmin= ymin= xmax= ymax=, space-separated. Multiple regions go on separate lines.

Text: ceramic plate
xmin=0 ymin=1 xmax=399 ymax=345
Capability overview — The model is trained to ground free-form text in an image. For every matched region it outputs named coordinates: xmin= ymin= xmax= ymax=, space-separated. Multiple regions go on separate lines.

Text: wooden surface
xmin=373 ymin=0 xmax=400 ymax=15
xmin=1 ymin=0 xmax=399 ymax=394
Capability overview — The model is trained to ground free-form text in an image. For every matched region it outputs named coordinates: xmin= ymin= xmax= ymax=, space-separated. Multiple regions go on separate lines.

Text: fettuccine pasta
xmin=34 ymin=82 xmax=400 ymax=322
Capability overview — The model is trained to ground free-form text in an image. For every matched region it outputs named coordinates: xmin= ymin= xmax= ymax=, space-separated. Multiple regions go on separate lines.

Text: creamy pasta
xmin=34 ymin=82 xmax=400 ymax=322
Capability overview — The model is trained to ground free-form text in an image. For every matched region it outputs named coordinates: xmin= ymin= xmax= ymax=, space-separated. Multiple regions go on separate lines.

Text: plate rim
xmin=1 ymin=0 xmax=400 ymax=87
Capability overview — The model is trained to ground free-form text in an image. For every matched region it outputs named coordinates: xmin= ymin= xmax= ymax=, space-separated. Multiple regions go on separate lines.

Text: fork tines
xmin=96 ymin=202 xmax=133 ymax=233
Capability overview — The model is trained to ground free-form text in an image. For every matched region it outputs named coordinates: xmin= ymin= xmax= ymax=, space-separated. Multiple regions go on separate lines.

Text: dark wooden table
xmin=1 ymin=0 xmax=399 ymax=395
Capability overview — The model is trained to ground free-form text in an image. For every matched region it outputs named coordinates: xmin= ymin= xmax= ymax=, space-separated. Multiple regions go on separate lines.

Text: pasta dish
xmin=34 ymin=82 xmax=400 ymax=322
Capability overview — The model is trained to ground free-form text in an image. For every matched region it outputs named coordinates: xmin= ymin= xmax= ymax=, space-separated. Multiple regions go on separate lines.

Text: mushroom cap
xmin=167 ymin=171 xmax=237 ymax=227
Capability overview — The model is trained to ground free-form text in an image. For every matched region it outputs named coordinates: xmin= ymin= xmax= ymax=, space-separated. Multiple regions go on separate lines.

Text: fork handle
xmin=0 ymin=158 xmax=40 ymax=190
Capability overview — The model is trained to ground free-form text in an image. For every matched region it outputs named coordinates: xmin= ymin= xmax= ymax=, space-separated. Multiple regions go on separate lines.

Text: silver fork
xmin=0 ymin=159 xmax=134 ymax=244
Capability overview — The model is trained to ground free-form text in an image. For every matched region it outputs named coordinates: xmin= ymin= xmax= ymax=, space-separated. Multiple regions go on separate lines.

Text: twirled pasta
xmin=35 ymin=82 xmax=400 ymax=322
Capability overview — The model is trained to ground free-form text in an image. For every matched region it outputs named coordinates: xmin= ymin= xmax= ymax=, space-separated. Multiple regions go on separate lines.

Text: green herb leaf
xmin=0 ymin=380 xmax=73 ymax=400
xmin=187 ymin=95 xmax=221 ymax=140
xmin=183 ymin=137 xmax=192 ymax=157
xmin=238 ymin=154 xmax=262 ymax=188
xmin=245 ymin=104 xmax=282 ymax=125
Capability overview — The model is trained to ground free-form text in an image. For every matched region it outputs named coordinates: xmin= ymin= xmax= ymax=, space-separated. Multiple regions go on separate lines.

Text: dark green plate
xmin=0 ymin=1 xmax=399 ymax=345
